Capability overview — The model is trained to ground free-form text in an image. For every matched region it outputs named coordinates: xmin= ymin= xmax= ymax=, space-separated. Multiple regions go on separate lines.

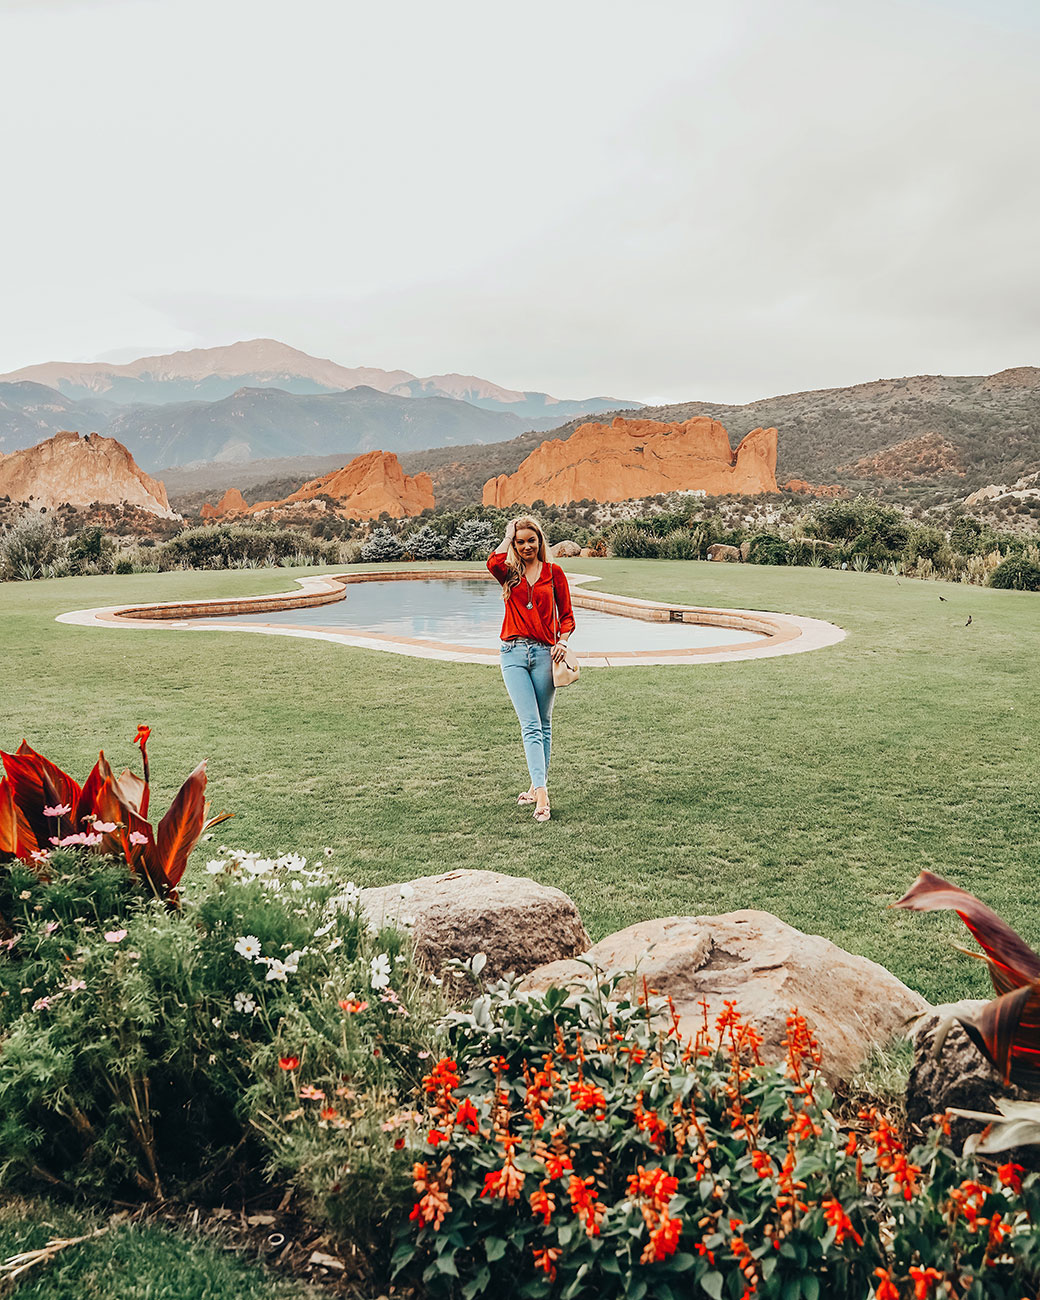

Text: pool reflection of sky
xmin=195 ymin=578 xmax=765 ymax=652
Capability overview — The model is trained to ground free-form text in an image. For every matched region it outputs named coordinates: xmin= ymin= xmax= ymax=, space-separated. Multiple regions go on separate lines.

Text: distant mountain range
xmin=0 ymin=339 xmax=636 ymax=469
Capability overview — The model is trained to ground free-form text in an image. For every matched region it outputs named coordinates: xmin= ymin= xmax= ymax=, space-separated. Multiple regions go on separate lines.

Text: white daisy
xmin=234 ymin=935 xmax=262 ymax=961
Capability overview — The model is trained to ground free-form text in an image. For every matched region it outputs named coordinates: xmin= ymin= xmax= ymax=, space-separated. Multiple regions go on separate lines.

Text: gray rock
xmin=361 ymin=869 xmax=590 ymax=984
xmin=520 ymin=911 xmax=929 ymax=1087
xmin=906 ymin=999 xmax=1040 ymax=1148
xmin=550 ymin=540 xmax=582 ymax=558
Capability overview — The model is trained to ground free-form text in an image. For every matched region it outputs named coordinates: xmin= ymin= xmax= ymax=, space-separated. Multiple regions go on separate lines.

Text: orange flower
xmin=643 ymin=1211 xmax=682 ymax=1263
xmin=750 ymin=1149 xmax=773 ymax=1179
xmin=568 ymin=1174 xmax=604 ymax=1237
xmin=278 ymin=1056 xmax=300 ymax=1071
xmin=319 ymin=1106 xmax=338 ymax=1120
xmin=421 ymin=1058 xmax=460 ymax=1114
xmin=569 ymin=1081 xmax=607 ymax=1117
xmin=998 ymin=1161 xmax=1025 ymax=1193
xmin=908 ymin=1265 xmax=944 ymax=1299
xmin=890 ymin=1153 xmax=922 ymax=1202
xmin=338 ymin=998 xmax=368 ymax=1013
xmin=480 ymin=1153 xmax=525 ymax=1204
xmin=821 ymin=1197 xmax=863 ymax=1247
xmin=532 ymin=1247 xmax=561 ymax=1281
xmin=133 ymin=725 xmax=151 ymax=746
xmin=529 ymin=1180 xmax=556 ymax=1226
xmin=454 ymin=1098 xmax=480 ymax=1133
xmin=427 ymin=1128 xmax=447 ymax=1146
xmin=872 ymin=1268 xmax=900 ymax=1300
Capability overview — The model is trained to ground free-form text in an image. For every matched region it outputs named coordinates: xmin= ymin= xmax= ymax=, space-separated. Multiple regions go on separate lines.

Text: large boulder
xmin=550 ymin=540 xmax=582 ymax=558
xmin=360 ymin=869 xmax=590 ymax=984
xmin=906 ymin=1000 xmax=1040 ymax=1148
xmin=707 ymin=543 xmax=743 ymax=562
xmin=520 ymin=911 xmax=929 ymax=1087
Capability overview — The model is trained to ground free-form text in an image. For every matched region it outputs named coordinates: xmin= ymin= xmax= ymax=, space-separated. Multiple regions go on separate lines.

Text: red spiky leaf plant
xmin=0 ymin=728 xmax=231 ymax=906
xmin=895 ymin=870 xmax=1040 ymax=1089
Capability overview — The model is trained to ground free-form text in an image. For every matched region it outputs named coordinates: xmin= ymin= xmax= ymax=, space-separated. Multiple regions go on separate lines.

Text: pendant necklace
xmin=525 ymin=572 xmax=534 ymax=609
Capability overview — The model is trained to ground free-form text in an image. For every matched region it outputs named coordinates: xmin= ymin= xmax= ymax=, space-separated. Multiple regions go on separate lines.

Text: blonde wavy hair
xmin=502 ymin=515 xmax=550 ymax=602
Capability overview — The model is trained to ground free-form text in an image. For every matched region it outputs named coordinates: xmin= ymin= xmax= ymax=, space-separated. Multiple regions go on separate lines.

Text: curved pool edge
xmin=55 ymin=568 xmax=847 ymax=666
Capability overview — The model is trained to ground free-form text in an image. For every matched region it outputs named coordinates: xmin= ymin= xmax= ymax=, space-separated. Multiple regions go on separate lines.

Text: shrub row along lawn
xmin=2 ymin=558 xmax=1037 ymax=1008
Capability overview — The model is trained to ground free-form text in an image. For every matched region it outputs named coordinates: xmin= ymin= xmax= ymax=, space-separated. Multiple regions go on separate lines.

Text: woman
xmin=487 ymin=516 xmax=575 ymax=824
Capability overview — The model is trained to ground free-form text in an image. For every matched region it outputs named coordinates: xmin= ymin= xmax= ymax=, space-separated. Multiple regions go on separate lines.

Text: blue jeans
xmin=500 ymin=638 xmax=555 ymax=790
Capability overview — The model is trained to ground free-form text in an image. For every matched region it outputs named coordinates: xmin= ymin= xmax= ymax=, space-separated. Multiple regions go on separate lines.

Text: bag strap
xmin=549 ymin=563 xmax=559 ymax=644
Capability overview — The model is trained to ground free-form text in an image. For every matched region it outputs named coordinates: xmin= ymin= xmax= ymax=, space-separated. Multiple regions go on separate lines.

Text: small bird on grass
xmin=965 ymin=615 xmax=973 ymax=626
xmin=938 ymin=596 xmax=947 ymax=602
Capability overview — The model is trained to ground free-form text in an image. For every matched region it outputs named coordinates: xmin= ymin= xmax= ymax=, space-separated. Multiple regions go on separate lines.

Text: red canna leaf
xmin=76 ymin=753 xmax=112 ymax=827
xmin=894 ymin=871 xmax=1040 ymax=995
xmin=156 ymin=761 xmax=208 ymax=888
xmin=90 ymin=775 xmax=173 ymax=899
xmin=960 ymin=983 xmax=1040 ymax=1091
xmin=2 ymin=744 xmax=81 ymax=858
xmin=0 ymin=779 xmax=16 ymax=857
xmin=113 ymin=768 xmax=148 ymax=817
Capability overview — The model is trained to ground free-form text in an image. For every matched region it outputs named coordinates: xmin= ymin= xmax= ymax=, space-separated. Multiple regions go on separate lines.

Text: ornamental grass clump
xmin=0 ymin=847 xmax=442 ymax=1229
xmin=391 ymin=971 xmax=1040 ymax=1299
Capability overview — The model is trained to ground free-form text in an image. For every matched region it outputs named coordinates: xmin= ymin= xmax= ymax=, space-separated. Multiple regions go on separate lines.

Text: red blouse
xmin=487 ymin=552 xmax=576 ymax=645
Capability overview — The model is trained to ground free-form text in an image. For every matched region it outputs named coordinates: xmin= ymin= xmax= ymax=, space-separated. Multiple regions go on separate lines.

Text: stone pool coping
xmin=56 ymin=568 xmax=846 ymax=666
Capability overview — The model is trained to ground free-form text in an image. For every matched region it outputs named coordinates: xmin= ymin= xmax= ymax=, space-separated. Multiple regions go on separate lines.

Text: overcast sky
xmin=2 ymin=0 xmax=1038 ymax=404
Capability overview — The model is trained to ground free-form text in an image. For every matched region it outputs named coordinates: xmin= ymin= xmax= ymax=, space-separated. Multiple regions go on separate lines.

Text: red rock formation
xmin=200 ymin=487 xmax=249 ymax=519
xmin=0 ymin=431 xmax=178 ymax=518
xmin=249 ymin=450 xmax=434 ymax=520
xmin=782 ymin=480 xmax=849 ymax=498
xmin=482 ymin=416 xmax=778 ymax=508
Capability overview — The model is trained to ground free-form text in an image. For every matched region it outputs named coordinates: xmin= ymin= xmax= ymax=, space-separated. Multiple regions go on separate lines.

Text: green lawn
xmin=3 ymin=559 xmax=1039 ymax=1006
xmin=0 ymin=1199 xmax=319 ymax=1299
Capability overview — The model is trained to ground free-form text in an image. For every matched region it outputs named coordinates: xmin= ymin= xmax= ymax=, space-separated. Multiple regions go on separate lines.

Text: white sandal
xmin=517 ymin=791 xmax=537 ymax=806
xmin=533 ymin=803 xmax=551 ymax=823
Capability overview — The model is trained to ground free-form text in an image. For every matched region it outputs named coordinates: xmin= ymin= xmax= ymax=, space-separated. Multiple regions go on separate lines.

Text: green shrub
xmin=156 ymin=525 xmax=335 ymax=571
xmin=989 ymin=556 xmax=1040 ymax=591
xmin=392 ymin=972 xmax=1040 ymax=1299
xmin=360 ymin=528 xmax=405 ymax=562
xmin=660 ymin=529 xmax=697 ymax=560
xmin=0 ymin=848 xmax=440 ymax=1238
xmin=113 ymin=556 xmax=136 ymax=574
xmin=0 ymin=514 xmax=68 ymax=581
xmin=403 ymin=523 xmax=445 ymax=561
xmin=609 ymin=524 xmax=662 ymax=559
xmin=746 ymin=533 xmax=790 ymax=565
xmin=447 ymin=520 xmax=498 ymax=561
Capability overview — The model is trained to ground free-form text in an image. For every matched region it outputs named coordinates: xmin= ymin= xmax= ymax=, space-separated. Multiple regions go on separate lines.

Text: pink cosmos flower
xmin=92 ymin=821 xmax=118 ymax=834
xmin=67 ymin=979 xmax=87 ymax=992
xmin=104 ymin=929 xmax=128 ymax=943
xmin=299 ymin=1085 xmax=326 ymax=1100
xmin=128 ymin=831 xmax=149 ymax=846
xmin=44 ymin=921 xmax=59 ymax=936
xmin=43 ymin=804 xmax=71 ymax=818
xmin=33 ymin=997 xmax=52 ymax=1011
xmin=31 ymin=849 xmax=51 ymax=864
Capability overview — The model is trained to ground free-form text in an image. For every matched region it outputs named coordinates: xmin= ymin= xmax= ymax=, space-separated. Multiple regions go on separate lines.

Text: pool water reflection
xmin=195 ymin=578 xmax=765 ymax=653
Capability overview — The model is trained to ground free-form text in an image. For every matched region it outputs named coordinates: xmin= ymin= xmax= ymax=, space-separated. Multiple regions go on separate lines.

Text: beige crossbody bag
xmin=550 ymin=564 xmax=580 ymax=688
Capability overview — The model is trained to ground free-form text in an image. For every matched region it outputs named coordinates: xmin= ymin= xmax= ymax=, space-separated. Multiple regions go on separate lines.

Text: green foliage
xmin=69 ymin=526 xmax=116 ymax=573
xmin=659 ymin=529 xmax=697 ymax=560
xmin=447 ymin=520 xmax=498 ymax=560
xmin=403 ymin=523 xmax=445 ymax=561
xmin=395 ymin=975 xmax=1040 ymax=1299
xmin=746 ymin=533 xmax=790 ymax=565
xmin=156 ymin=525 xmax=335 ymax=571
xmin=989 ymin=555 xmax=1040 ymax=591
xmin=0 ymin=515 xmax=68 ymax=580
xmin=360 ymin=528 xmax=405 ymax=562
xmin=0 ymin=848 xmax=439 ymax=1234
xmin=609 ymin=524 xmax=662 ymax=559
